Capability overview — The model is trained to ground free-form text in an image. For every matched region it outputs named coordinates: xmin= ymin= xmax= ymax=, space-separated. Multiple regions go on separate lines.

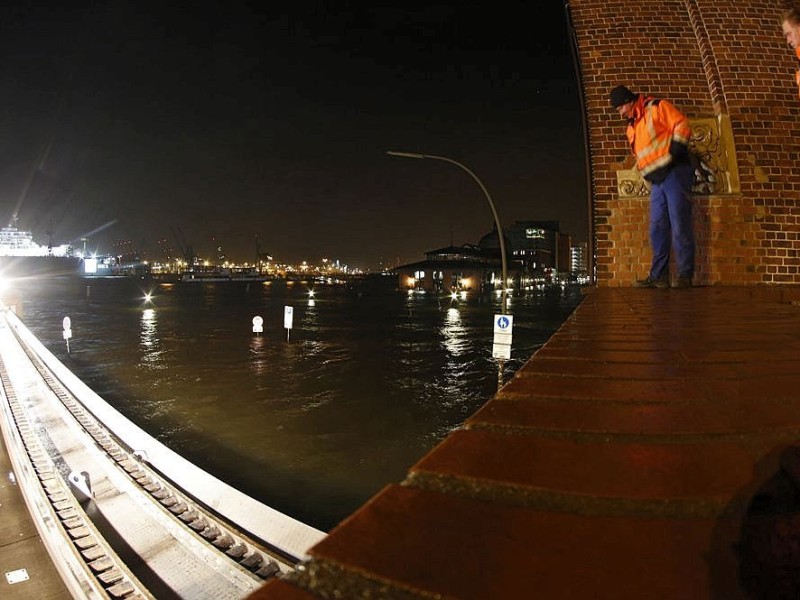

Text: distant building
xmin=397 ymin=220 xmax=579 ymax=293
xmin=570 ymin=243 xmax=589 ymax=279
xmin=482 ymin=221 xmax=571 ymax=284
xmin=395 ymin=244 xmax=520 ymax=294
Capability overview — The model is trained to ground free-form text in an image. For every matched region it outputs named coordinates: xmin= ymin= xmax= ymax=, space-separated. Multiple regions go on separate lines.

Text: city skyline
xmin=0 ymin=2 xmax=588 ymax=270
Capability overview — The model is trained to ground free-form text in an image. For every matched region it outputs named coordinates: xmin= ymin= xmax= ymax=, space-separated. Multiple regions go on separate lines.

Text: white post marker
xmin=492 ymin=314 xmax=513 ymax=360
xmin=252 ymin=315 xmax=263 ymax=334
xmin=62 ymin=316 xmax=73 ymax=353
xmin=284 ymin=306 xmax=293 ymax=342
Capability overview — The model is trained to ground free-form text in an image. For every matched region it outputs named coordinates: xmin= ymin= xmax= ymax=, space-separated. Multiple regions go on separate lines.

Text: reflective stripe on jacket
xmin=625 ymin=95 xmax=691 ymax=182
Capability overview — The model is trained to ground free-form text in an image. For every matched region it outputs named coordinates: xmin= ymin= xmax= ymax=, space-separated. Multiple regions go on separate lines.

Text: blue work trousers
xmin=648 ymin=162 xmax=695 ymax=280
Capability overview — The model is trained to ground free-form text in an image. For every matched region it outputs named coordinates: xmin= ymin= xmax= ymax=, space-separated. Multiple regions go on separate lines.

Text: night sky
xmin=1 ymin=2 xmax=587 ymax=269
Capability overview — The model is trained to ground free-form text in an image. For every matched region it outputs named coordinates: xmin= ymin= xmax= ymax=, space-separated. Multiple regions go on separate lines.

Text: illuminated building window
xmin=526 ymin=228 xmax=546 ymax=239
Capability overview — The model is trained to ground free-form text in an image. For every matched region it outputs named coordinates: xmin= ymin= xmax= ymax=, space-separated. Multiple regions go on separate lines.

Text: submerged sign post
xmin=284 ymin=306 xmax=293 ymax=342
xmin=492 ymin=314 xmax=513 ymax=360
xmin=62 ymin=316 xmax=72 ymax=354
xmin=252 ymin=316 xmax=263 ymax=334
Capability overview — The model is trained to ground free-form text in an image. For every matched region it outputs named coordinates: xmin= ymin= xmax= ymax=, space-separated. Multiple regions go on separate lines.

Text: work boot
xmin=633 ymin=276 xmax=669 ymax=289
xmin=672 ymin=276 xmax=692 ymax=289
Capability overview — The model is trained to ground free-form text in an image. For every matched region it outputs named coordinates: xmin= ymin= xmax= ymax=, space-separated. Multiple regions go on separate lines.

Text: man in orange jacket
xmin=782 ymin=6 xmax=800 ymax=98
xmin=610 ymin=85 xmax=695 ymax=289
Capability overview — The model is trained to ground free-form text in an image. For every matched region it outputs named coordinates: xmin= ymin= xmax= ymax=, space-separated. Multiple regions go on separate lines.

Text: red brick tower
xmin=567 ymin=0 xmax=799 ymax=286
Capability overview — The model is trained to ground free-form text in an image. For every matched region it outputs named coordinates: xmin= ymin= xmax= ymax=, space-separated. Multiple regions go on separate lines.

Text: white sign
xmin=493 ymin=332 xmax=513 ymax=346
xmin=492 ymin=344 xmax=511 ymax=360
xmin=492 ymin=313 xmax=513 ymax=360
xmin=493 ymin=314 xmax=513 ymax=334
xmin=5 ymin=568 xmax=29 ymax=585
xmin=252 ymin=316 xmax=263 ymax=334
xmin=63 ymin=316 xmax=73 ymax=340
xmin=284 ymin=306 xmax=294 ymax=330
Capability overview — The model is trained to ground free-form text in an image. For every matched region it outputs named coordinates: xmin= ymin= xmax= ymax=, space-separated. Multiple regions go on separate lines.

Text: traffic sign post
xmin=492 ymin=314 xmax=513 ymax=360
xmin=284 ymin=306 xmax=293 ymax=342
xmin=62 ymin=316 xmax=72 ymax=354
xmin=252 ymin=316 xmax=263 ymax=334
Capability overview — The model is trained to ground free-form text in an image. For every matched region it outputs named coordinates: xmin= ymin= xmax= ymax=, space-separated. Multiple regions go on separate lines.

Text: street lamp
xmin=385 ymin=151 xmax=508 ymax=314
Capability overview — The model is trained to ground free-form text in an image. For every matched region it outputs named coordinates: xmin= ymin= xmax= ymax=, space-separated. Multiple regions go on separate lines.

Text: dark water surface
xmin=10 ymin=275 xmax=582 ymax=531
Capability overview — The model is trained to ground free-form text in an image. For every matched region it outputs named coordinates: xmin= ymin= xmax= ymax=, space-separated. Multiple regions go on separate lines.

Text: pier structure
xmin=0 ymin=305 xmax=324 ymax=599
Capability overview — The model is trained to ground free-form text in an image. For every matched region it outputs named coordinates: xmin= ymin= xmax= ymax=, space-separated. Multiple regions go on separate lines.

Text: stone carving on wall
xmin=616 ymin=114 xmax=739 ymax=198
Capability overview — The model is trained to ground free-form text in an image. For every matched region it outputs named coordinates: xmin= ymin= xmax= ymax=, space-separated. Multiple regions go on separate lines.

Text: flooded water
xmin=8 ymin=275 xmax=582 ymax=531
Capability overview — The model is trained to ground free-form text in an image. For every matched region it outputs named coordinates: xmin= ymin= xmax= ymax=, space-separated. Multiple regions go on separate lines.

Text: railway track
xmin=0 ymin=307 xmax=324 ymax=599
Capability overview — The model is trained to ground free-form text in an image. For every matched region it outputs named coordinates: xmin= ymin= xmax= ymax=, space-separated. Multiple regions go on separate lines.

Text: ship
xmin=0 ymin=225 xmax=82 ymax=278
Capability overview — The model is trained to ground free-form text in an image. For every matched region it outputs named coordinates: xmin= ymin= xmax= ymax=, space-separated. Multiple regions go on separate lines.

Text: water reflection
xmin=139 ymin=308 xmax=163 ymax=368
xmin=441 ymin=307 xmax=466 ymax=357
xmin=248 ymin=335 xmax=268 ymax=377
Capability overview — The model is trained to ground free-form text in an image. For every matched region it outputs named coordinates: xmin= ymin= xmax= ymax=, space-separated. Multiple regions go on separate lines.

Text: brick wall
xmin=567 ymin=0 xmax=800 ymax=285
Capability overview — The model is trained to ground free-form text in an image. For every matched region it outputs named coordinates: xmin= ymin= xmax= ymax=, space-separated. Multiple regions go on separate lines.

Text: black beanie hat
xmin=609 ymin=85 xmax=638 ymax=108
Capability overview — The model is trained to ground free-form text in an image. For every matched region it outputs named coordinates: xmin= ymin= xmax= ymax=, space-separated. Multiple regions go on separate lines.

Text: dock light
xmin=308 ymin=289 xmax=315 ymax=298
xmin=143 ymin=292 xmax=153 ymax=303
xmin=450 ymin=291 xmax=458 ymax=300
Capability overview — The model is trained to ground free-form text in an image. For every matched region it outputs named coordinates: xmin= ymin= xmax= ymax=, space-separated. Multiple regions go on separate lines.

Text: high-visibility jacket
xmin=626 ymin=94 xmax=691 ymax=183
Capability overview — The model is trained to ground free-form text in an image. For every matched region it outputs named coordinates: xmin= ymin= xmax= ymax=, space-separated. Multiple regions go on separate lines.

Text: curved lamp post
xmin=385 ymin=151 xmax=508 ymax=314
